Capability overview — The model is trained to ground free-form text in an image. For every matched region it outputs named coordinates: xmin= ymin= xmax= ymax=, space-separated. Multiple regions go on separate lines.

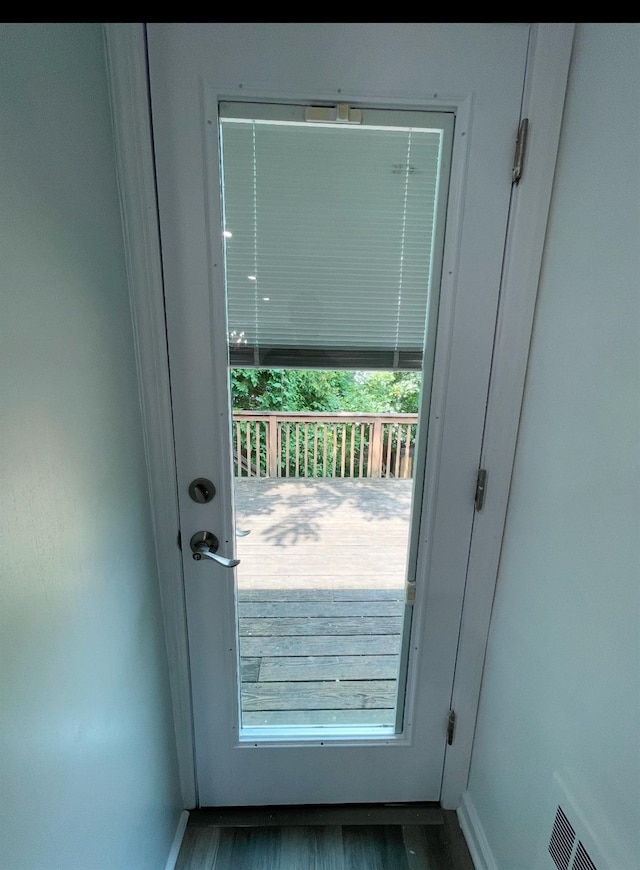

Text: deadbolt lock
xmin=188 ymin=477 xmax=216 ymax=504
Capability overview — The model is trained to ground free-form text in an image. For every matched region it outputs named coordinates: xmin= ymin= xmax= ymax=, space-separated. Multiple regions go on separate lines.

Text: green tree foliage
xmin=230 ymin=368 xmax=422 ymax=413
xmin=344 ymin=371 xmax=422 ymax=414
xmin=230 ymin=368 xmax=356 ymax=411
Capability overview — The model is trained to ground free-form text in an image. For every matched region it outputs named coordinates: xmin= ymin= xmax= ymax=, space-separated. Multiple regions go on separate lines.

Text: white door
xmin=147 ymin=23 xmax=530 ymax=806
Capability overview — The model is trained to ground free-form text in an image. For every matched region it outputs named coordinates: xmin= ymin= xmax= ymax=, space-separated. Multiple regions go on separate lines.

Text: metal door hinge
xmin=474 ymin=468 xmax=487 ymax=512
xmin=512 ymin=118 xmax=529 ymax=184
xmin=405 ymin=580 xmax=417 ymax=605
xmin=447 ymin=710 xmax=456 ymax=746
xmin=177 ymin=530 xmax=182 ymax=551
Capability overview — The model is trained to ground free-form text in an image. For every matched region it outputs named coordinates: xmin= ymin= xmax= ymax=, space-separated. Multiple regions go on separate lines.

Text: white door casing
xmin=104 ymin=23 xmax=575 ymax=808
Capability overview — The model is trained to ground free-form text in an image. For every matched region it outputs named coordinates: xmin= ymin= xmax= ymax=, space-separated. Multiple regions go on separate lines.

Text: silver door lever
xmin=190 ymin=531 xmax=240 ymax=568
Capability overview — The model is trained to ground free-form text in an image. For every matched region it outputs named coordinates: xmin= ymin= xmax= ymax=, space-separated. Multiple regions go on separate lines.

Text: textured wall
xmin=0 ymin=24 xmax=181 ymax=869
xmin=466 ymin=23 xmax=640 ymax=868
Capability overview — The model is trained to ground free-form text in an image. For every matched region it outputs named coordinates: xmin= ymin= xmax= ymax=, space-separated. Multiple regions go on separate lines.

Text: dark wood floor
xmin=234 ymin=479 xmax=412 ymax=727
xmin=176 ymin=808 xmax=475 ymax=869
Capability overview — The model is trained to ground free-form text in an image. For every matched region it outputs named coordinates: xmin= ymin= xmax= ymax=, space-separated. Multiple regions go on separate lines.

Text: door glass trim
xmin=238 ymin=725 xmax=400 ymax=745
xmin=219 ymin=100 xmax=455 ymax=741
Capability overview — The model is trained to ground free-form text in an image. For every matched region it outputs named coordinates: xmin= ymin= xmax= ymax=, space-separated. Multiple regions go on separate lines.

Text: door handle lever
xmin=190 ymin=531 xmax=240 ymax=568
xmin=194 ymin=546 xmax=239 ymax=568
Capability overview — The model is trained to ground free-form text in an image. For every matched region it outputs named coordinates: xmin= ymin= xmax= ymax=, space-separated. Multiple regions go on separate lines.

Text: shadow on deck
xmin=234 ymin=478 xmax=413 ymax=727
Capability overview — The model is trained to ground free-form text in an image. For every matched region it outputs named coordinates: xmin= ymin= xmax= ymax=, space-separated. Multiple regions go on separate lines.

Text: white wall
xmin=465 ymin=23 xmax=640 ymax=868
xmin=0 ymin=24 xmax=182 ymax=869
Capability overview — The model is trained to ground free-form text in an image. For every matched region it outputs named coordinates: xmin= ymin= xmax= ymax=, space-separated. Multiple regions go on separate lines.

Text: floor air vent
xmin=549 ymin=806 xmax=576 ymax=870
xmin=547 ymin=805 xmax=598 ymax=870
xmin=535 ymin=772 xmax=628 ymax=870
xmin=573 ymin=842 xmax=598 ymax=870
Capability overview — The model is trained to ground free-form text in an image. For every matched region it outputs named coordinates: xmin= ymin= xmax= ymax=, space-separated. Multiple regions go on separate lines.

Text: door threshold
xmin=189 ymin=802 xmax=444 ymax=827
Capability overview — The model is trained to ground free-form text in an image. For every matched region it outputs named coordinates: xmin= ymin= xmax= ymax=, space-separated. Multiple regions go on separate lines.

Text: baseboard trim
xmin=457 ymin=793 xmax=498 ymax=870
xmin=165 ymin=810 xmax=189 ymax=870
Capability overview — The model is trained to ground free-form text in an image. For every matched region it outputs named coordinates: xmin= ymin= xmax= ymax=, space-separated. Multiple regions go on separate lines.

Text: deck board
xmin=240 ymin=617 xmax=403 ymax=637
xmin=240 ymin=658 xmax=261 ymax=683
xmin=237 ymin=588 xmax=406 ymax=601
xmin=259 ymin=655 xmax=399 ymax=682
xmin=241 ymin=680 xmax=397 ymax=711
xmin=240 ymin=635 xmax=401 ymax=657
xmin=233 ymin=479 xmax=412 ymax=726
xmin=238 ymin=601 xmax=403 ymax=618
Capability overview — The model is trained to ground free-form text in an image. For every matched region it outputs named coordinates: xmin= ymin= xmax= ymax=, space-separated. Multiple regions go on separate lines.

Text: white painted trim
xmin=457 ymin=792 xmax=498 ymax=870
xmin=103 ymin=23 xmax=197 ymax=808
xmin=164 ymin=810 xmax=190 ymax=870
xmin=441 ymin=23 xmax=576 ymax=808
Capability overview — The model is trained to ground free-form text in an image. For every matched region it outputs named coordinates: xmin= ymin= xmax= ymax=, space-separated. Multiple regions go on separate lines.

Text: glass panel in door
xmin=219 ymin=103 xmax=453 ymax=734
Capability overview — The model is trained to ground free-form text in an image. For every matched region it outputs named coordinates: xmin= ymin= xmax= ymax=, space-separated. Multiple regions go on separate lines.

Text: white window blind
xmin=219 ymin=104 xmax=453 ymax=370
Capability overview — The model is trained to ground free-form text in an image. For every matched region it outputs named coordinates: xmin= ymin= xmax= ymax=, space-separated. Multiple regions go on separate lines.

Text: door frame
xmin=104 ymin=22 xmax=575 ymax=810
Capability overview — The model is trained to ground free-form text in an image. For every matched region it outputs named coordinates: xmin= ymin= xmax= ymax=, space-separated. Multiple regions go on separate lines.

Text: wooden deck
xmin=233 ymin=479 xmax=412 ymax=727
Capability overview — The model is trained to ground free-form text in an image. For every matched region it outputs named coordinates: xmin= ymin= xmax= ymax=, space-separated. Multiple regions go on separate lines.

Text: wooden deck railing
xmin=232 ymin=411 xmax=418 ymax=479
